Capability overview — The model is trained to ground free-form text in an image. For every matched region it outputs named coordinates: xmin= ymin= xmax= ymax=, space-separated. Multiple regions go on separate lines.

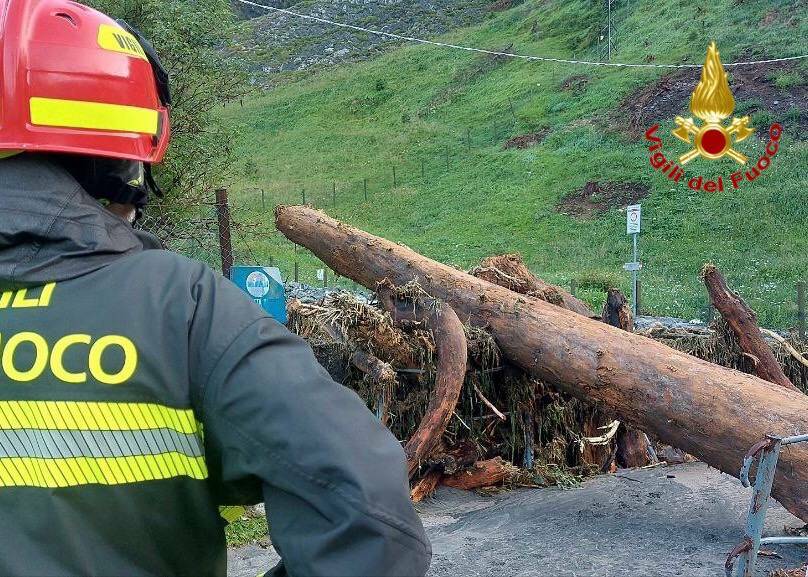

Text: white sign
xmin=316 ymin=269 xmax=325 ymax=281
xmin=626 ymin=204 xmax=642 ymax=235
xmin=623 ymin=262 xmax=642 ymax=272
xmin=245 ymin=271 xmax=271 ymax=298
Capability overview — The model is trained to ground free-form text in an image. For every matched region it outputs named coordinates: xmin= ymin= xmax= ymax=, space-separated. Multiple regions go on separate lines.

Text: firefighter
xmin=0 ymin=1 xmax=431 ymax=576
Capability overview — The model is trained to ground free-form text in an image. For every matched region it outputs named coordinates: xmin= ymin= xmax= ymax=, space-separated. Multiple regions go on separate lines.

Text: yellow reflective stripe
xmin=0 ymin=454 xmax=208 ymax=488
xmin=219 ymin=506 xmax=247 ymax=524
xmin=29 ymin=97 xmax=159 ymax=135
xmin=0 ymin=401 xmax=197 ymax=434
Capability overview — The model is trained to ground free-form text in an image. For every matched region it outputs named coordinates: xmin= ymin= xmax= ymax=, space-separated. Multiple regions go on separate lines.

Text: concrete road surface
xmin=227 ymin=462 xmax=806 ymax=576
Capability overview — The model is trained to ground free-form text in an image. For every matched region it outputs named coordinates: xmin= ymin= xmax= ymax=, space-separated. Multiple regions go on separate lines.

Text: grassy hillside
xmin=224 ymin=0 xmax=807 ymax=328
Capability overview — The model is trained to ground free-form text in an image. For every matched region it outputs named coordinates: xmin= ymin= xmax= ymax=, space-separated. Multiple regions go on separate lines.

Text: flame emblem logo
xmin=672 ymin=42 xmax=754 ymax=164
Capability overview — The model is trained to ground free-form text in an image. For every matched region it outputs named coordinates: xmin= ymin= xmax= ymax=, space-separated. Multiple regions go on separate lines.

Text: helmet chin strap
xmin=49 ymin=154 xmax=163 ymax=222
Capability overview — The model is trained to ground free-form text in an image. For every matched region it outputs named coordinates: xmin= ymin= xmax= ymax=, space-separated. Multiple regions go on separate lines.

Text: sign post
xmin=625 ymin=204 xmax=642 ymax=319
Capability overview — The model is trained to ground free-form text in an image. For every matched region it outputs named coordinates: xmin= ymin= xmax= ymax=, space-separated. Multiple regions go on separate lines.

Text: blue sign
xmin=230 ymin=266 xmax=287 ymax=324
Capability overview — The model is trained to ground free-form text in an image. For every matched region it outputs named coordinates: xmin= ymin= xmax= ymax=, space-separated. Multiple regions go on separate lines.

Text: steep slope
xmin=225 ymin=0 xmax=807 ymax=327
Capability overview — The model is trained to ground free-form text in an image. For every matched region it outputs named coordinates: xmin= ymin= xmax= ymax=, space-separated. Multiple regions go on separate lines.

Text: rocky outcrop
xmin=242 ymin=0 xmax=492 ymax=74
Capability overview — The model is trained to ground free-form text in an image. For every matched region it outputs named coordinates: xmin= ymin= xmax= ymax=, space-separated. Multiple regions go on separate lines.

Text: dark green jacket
xmin=0 ymin=155 xmax=430 ymax=577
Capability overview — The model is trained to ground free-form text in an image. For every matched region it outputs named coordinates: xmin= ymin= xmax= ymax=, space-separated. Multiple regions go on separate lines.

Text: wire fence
xmin=138 ymin=187 xmax=807 ymax=337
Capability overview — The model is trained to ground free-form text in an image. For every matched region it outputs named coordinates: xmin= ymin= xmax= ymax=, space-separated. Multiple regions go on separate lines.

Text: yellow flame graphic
xmin=690 ymin=42 xmax=735 ymax=123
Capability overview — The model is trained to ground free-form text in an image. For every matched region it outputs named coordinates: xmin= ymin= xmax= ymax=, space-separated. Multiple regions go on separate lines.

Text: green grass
xmin=225 ymin=0 xmax=807 ymax=328
xmin=225 ymin=515 xmax=269 ymax=548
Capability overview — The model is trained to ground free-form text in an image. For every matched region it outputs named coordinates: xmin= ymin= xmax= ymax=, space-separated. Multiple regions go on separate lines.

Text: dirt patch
xmin=761 ymin=9 xmax=780 ymax=27
xmin=503 ymin=129 xmax=550 ymax=149
xmin=616 ymin=62 xmax=806 ymax=138
xmin=560 ymin=74 xmax=589 ymax=93
xmin=488 ymin=0 xmax=524 ymax=11
xmin=557 ymin=181 xmax=650 ymax=219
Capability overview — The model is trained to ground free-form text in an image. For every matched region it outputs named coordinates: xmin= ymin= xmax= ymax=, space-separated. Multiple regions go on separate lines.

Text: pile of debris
xmin=276 ymin=205 xmax=808 ymax=513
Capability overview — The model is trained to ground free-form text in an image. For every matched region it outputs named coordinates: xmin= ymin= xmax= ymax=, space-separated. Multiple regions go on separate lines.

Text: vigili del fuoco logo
xmin=644 ymin=42 xmax=783 ymax=192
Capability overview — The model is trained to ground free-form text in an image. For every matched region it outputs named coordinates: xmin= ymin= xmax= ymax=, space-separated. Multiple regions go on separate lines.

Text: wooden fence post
xmin=214 ymin=188 xmax=234 ymax=279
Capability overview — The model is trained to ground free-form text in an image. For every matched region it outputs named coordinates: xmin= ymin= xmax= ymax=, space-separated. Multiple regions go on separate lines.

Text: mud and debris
xmin=616 ymin=63 xmax=806 ymax=138
xmin=556 ymin=181 xmax=650 ymax=219
xmin=503 ymin=129 xmax=551 ymax=149
xmin=227 ymin=463 xmax=806 ymax=577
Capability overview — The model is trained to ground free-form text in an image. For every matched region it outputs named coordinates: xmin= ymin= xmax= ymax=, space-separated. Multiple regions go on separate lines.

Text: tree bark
xmin=601 ymin=288 xmax=655 ymax=468
xmin=602 ymin=288 xmax=633 ymax=330
xmin=442 ymin=457 xmax=516 ymax=490
xmin=702 ymin=264 xmax=798 ymax=392
xmin=471 ymin=253 xmax=593 ymax=317
xmin=275 ymin=205 xmax=808 ymax=522
xmin=376 ymin=280 xmax=468 ymax=478
xmin=410 ymin=470 xmax=443 ymax=502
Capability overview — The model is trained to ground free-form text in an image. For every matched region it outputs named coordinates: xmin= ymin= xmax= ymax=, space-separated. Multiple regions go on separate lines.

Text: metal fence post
xmin=323 ymin=268 xmax=328 ymax=288
xmin=798 ymin=281 xmax=806 ymax=339
xmin=635 ymin=279 xmax=642 ymax=316
xmin=261 ymin=189 xmax=265 ymax=210
xmin=215 ymin=188 xmax=234 ymax=279
xmin=332 ymin=181 xmax=336 ymax=207
xmin=294 ymin=261 xmax=299 ymax=283
xmin=393 ymin=166 xmax=397 ymax=187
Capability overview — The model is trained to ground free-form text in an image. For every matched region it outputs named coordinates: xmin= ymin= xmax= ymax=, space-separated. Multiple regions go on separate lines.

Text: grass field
xmin=224 ymin=0 xmax=807 ymax=328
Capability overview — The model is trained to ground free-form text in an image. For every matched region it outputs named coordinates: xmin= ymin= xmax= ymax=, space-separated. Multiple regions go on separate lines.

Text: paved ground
xmin=228 ymin=462 xmax=807 ymax=576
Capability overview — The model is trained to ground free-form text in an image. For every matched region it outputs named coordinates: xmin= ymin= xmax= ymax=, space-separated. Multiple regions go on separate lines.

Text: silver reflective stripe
xmin=0 ymin=428 xmax=203 ymax=459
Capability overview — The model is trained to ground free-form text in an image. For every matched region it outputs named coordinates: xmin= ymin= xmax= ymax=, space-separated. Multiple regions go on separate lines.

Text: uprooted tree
xmin=276 ymin=205 xmax=808 ymax=522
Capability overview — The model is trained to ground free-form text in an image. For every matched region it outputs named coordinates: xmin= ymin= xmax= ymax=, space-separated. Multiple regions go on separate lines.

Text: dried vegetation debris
xmin=286 ymin=280 xmax=808 ymax=494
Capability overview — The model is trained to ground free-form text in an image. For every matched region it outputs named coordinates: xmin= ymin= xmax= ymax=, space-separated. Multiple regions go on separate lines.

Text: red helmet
xmin=0 ymin=0 xmax=170 ymax=162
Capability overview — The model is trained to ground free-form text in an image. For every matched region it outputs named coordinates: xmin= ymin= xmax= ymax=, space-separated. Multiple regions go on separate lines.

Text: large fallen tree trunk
xmin=471 ymin=254 xmax=593 ymax=317
xmin=276 ymin=205 xmax=808 ymax=521
xmin=601 ymin=288 xmax=655 ymax=469
xmin=376 ymin=280 xmax=468 ymax=478
xmin=702 ymin=264 xmax=798 ymax=392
